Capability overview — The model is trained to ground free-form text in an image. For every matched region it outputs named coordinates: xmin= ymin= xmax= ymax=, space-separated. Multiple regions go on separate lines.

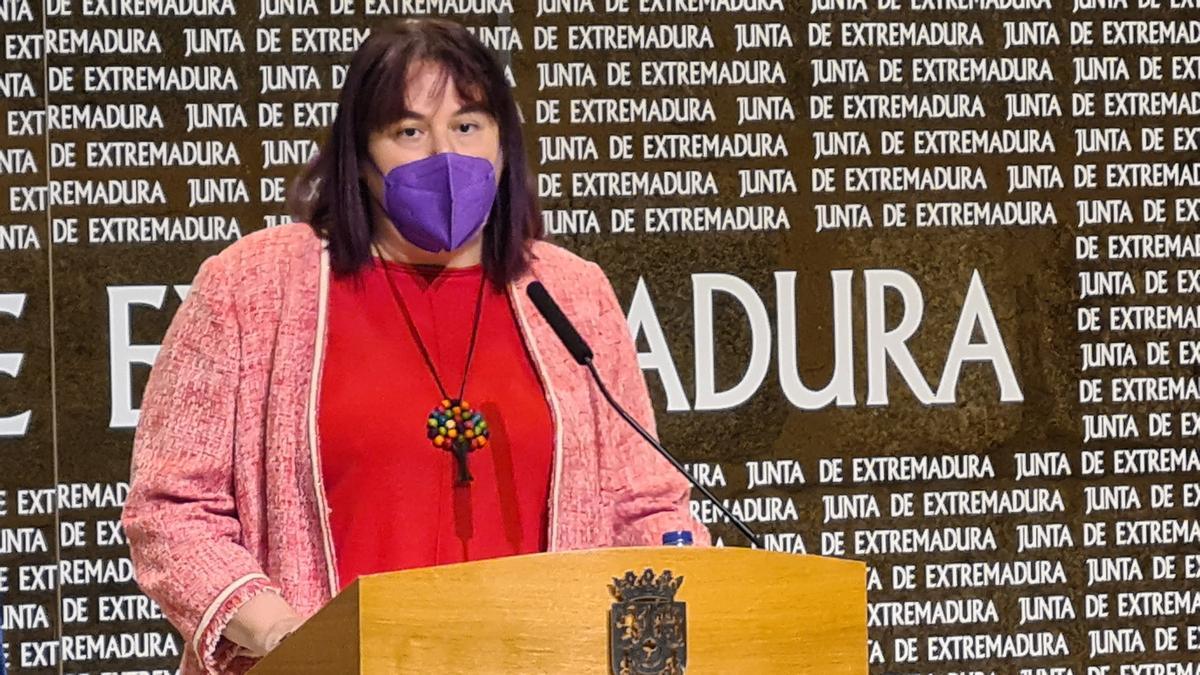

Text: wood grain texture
xmin=251 ymin=583 xmax=359 ymax=673
xmin=252 ymin=547 xmax=866 ymax=674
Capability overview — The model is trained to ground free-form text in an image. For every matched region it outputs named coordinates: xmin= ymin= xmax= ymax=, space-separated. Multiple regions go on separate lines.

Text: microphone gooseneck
xmin=525 ymin=281 xmax=764 ymax=549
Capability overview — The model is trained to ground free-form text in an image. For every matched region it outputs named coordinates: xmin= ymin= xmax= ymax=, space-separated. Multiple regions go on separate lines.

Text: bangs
xmin=361 ymin=44 xmax=495 ymax=138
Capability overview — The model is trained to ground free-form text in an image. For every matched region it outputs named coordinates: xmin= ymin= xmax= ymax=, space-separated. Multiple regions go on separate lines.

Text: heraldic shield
xmin=608 ymin=568 xmax=688 ymax=675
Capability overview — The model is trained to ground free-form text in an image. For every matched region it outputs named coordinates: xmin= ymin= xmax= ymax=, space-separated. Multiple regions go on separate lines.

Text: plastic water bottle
xmin=662 ymin=530 xmax=694 ymax=546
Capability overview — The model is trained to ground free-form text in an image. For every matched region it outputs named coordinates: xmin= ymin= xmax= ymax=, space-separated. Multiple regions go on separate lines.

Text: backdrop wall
xmin=0 ymin=2 xmax=1197 ymax=673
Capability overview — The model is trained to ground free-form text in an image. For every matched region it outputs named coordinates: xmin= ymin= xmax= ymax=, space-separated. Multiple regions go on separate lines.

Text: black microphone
xmin=526 ymin=282 xmax=593 ymax=365
xmin=525 ymin=281 xmax=763 ymax=549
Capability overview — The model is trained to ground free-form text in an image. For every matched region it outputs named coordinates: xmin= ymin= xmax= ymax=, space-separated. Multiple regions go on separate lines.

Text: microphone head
xmin=526 ymin=280 xmax=551 ymax=308
xmin=526 ymin=281 xmax=594 ymax=365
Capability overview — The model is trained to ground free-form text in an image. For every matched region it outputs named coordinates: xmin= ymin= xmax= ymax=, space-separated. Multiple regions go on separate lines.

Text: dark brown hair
xmin=287 ymin=18 xmax=542 ymax=287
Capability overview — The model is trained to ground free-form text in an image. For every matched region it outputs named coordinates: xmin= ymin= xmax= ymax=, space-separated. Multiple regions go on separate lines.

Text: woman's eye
xmin=457 ymin=122 xmax=479 ymax=133
xmin=396 ymin=127 xmax=420 ymax=139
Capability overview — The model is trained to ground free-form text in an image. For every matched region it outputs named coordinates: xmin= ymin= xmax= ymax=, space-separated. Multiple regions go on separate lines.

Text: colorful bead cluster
xmin=427 ymin=398 xmax=489 ymax=453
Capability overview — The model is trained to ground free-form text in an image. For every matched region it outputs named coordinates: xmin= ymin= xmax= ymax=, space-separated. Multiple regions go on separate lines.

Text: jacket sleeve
xmin=588 ymin=263 xmax=713 ymax=548
xmin=121 ymin=253 xmax=282 ymax=674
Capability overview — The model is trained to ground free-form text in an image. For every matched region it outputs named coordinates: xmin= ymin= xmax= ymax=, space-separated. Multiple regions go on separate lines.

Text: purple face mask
xmin=372 ymin=152 xmax=498 ymax=253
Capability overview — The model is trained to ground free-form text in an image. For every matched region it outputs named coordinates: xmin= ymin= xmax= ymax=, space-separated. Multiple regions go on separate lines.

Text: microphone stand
xmin=582 ymin=359 xmax=765 ymax=550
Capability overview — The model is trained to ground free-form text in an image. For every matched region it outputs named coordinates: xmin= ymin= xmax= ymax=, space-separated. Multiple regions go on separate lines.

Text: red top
xmin=318 ymin=256 xmax=555 ymax=590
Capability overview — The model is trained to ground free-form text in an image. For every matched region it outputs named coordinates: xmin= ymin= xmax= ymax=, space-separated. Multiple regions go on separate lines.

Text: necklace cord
xmin=371 ymin=242 xmax=487 ymax=402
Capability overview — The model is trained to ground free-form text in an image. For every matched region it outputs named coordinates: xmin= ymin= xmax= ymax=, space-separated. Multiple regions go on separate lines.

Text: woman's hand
xmin=223 ymin=591 xmax=305 ymax=658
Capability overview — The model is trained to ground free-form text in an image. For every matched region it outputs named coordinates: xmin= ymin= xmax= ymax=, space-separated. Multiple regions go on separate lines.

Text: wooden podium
xmin=250 ymin=546 xmax=866 ymax=674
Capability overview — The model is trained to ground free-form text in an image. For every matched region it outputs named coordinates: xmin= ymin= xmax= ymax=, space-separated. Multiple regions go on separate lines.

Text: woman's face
xmin=364 ymin=60 xmax=504 ymax=187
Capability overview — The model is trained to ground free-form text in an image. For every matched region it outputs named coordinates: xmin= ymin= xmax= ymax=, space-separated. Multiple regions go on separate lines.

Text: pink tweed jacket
xmin=121 ymin=223 xmax=711 ymax=675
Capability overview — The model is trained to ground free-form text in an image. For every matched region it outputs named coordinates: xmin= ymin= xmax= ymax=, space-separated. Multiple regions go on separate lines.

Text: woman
xmin=121 ymin=17 xmax=711 ymax=675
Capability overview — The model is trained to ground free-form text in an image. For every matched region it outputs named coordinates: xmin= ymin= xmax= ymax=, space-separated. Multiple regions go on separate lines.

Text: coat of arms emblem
xmin=608 ymin=568 xmax=687 ymax=675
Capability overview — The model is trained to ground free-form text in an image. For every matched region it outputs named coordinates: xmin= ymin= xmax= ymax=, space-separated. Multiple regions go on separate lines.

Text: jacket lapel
xmin=505 ymin=266 xmax=567 ymax=552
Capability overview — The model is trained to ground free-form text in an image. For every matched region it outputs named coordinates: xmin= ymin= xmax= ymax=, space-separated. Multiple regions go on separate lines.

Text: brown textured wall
xmin=0 ymin=3 xmax=1197 ymax=673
